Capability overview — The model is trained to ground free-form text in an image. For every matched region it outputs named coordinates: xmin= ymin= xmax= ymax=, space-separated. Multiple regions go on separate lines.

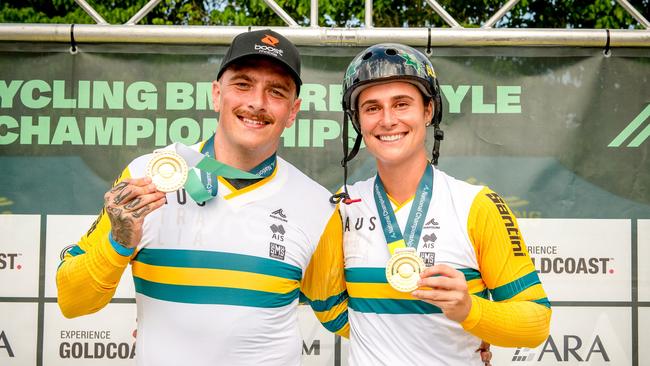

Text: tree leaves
xmin=1 ymin=0 xmax=648 ymax=28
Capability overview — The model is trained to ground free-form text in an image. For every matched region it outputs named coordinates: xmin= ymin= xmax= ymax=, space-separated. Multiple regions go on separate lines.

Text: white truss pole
xmin=365 ymin=0 xmax=373 ymax=28
xmin=615 ymin=0 xmax=650 ymax=29
xmin=126 ymin=0 xmax=163 ymax=25
xmin=1 ymin=25 xmax=649 ymax=47
xmin=311 ymin=0 xmax=319 ymax=27
xmin=73 ymin=0 xmax=108 ymax=25
xmin=483 ymin=0 xmax=521 ymax=28
xmin=424 ymin=0 xmax=462 ymax=28
xmin=262 ymin=0 xmax=300 ymax=27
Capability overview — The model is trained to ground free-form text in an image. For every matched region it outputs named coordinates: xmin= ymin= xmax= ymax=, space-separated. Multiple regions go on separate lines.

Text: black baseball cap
xmin=217 ymin=29 xmax=302 ymax=94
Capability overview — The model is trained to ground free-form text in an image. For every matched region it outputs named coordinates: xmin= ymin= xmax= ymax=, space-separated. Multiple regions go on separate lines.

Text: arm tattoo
xmin=111 ymin=182 xmax=128 ymax=193
xmin=132 ymin=206 xmax=150 ymax=219
xmin=106 ymin=206 xmax=122 ymax=217
xmin=113 ymin=223 xmax=134 ymax=248
xmin=125 ymin=197 xmax=142 ymax=210
xmin=113 ymin=189 xmax=132 ymax=205
xmin=108 ymin=206 xmax=135 ymax=246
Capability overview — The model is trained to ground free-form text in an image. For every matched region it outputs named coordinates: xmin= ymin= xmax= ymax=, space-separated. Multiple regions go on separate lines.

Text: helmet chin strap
xmin=428 ymin=96 xmax=443 ymax=166
xmin=330 ymin=113 xmax=363 ymax=204
xmin=431 ymin=123 xmax=444 ymax=166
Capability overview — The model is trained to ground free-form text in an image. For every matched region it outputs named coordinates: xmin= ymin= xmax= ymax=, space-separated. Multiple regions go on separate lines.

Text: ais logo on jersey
xmin=269 ymin=224 xmax=286 ymax=259
xmin=270 ymin=224 xmax=286 ymax=242
xmin=422 ymin=233 xmax=436 ymax=249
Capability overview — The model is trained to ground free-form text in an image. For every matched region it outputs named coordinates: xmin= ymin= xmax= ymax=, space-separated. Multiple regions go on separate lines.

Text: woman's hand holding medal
xmin=410 ymin=264 xmax=473 ymax=323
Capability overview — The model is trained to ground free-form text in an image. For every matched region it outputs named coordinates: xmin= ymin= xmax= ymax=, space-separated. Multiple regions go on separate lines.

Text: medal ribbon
xmin=373 ymin=164 xmax=434 ymax=256
xmin=178 ymin=135 xmax=276 ymax=203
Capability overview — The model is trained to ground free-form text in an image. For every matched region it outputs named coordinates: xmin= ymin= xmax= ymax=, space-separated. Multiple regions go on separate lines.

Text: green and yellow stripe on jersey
xmin=345 ymin=267 xmax=489 ymax=314
xmin=132 ymin=249 xmax=302 ymax=307
xmin=300 ymin=209 xmax=350 ymax=337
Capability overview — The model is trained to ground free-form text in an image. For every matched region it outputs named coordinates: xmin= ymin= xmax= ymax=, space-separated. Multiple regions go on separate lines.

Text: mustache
xmin=234 ymin=108 xmax=274 ymax=124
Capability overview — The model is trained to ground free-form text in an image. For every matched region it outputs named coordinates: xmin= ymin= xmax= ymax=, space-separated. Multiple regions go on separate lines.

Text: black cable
xmin=70 ymin=24 xmax=77 ymax=54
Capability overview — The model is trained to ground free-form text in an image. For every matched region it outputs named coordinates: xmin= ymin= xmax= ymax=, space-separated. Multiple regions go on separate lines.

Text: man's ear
xmin=286 ymin=97 xmax=301 ymax=129
xmin=212 ymin=80 xmax=221 ymax=113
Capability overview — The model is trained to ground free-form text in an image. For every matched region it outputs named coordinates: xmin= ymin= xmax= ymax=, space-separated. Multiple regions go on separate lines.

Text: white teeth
xmin=379 ymin=133 xmax=404 ymax=141
xmin=242 ymin=117 xmax=266 ymax=125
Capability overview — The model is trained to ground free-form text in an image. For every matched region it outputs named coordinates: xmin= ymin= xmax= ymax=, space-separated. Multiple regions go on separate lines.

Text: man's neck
xmin=212 ymin=134 xmax=275 ymax=172
xmin=376 ymin=153 xmax=429 ymax=204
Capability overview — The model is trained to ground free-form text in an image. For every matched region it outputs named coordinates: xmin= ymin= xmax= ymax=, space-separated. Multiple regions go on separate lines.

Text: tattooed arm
xmin=56 ymin=169 xmax=166 ymax=318
xmin=105 ymin=177 xmax=166 ymax=249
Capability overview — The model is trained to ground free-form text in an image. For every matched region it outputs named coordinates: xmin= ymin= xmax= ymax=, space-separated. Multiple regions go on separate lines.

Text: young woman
xmin=333 ymin=43 xmax=551 ymax=365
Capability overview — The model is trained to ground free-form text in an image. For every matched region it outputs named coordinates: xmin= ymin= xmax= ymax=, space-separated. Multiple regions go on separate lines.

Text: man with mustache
xmin=56 ymin=29 xmax=348 ymax=366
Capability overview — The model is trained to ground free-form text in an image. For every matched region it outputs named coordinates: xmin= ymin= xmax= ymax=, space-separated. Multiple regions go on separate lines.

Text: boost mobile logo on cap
xmin=255 ymin=34 xmax=283 ymax=57
xmin=261 ymin=34 xmax=279 ymax=47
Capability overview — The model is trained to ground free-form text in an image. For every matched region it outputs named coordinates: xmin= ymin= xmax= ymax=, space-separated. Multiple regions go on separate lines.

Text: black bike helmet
xmin=331 ymin=44 xmax=444 ymax=204
xmin=343 ymin=43 xmax=442 ymax=133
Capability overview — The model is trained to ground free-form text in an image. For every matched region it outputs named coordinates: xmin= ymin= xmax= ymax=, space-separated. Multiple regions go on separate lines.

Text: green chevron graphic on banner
xmin=608 ymin=104 xmax=650 ymax=147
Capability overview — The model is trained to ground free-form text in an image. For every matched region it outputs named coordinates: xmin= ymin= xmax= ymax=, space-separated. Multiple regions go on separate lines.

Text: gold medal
xmin=385 ymin=248 xmax=425 ymax=292
xmin=145 ymin=150 xmax=189 ymax=192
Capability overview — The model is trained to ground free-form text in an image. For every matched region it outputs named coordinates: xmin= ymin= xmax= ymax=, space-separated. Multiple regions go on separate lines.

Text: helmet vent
xmin=385 ymin=48 xmax=397 ymax=56
xmin=362 ymin=52 xmax=373 ymax=60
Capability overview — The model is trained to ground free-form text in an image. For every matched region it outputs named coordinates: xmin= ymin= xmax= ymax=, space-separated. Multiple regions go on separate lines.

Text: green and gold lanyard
xmin=180 ymin=134 xmax=276 ymax=203
xmin=373 ymin=164 xmax=434 ymax=256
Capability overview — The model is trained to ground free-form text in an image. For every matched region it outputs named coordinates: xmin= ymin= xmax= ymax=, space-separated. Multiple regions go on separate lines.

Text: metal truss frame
xmin=0 ymin=0 xmax=648 ymax=47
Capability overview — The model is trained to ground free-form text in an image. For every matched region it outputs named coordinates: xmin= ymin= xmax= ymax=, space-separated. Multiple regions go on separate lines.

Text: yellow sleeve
xmin=460 ymin=187 xmax=551 ymax=347
xmin=301 ymin=207 xmax=349 ymax=338
xmin=56 ymin=168 xmax=135 ymax=318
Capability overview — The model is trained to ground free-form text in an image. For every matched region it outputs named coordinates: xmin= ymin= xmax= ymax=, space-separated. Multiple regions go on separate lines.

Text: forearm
xmin=56 ymin=234 xmax=131 ymax=318
xmin=302 ymin=208 xmax=350 ymax=338
xmin=461 ymin=295 xmax=551 ymax=347
xmin=466 ymin=188 xmax=552 ymax=347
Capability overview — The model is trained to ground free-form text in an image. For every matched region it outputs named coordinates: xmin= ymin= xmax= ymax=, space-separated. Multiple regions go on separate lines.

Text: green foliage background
xmin=0 ymin=0 xmax=648 ymax=28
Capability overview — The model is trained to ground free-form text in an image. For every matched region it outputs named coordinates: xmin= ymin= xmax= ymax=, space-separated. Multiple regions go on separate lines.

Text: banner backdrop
xmin=0 ymin=42 xmax=648 ymax=366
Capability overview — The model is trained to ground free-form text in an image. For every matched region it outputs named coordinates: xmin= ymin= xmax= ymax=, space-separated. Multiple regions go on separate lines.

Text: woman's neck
xmin=376 ymin=153 xmax=429 ymax=204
